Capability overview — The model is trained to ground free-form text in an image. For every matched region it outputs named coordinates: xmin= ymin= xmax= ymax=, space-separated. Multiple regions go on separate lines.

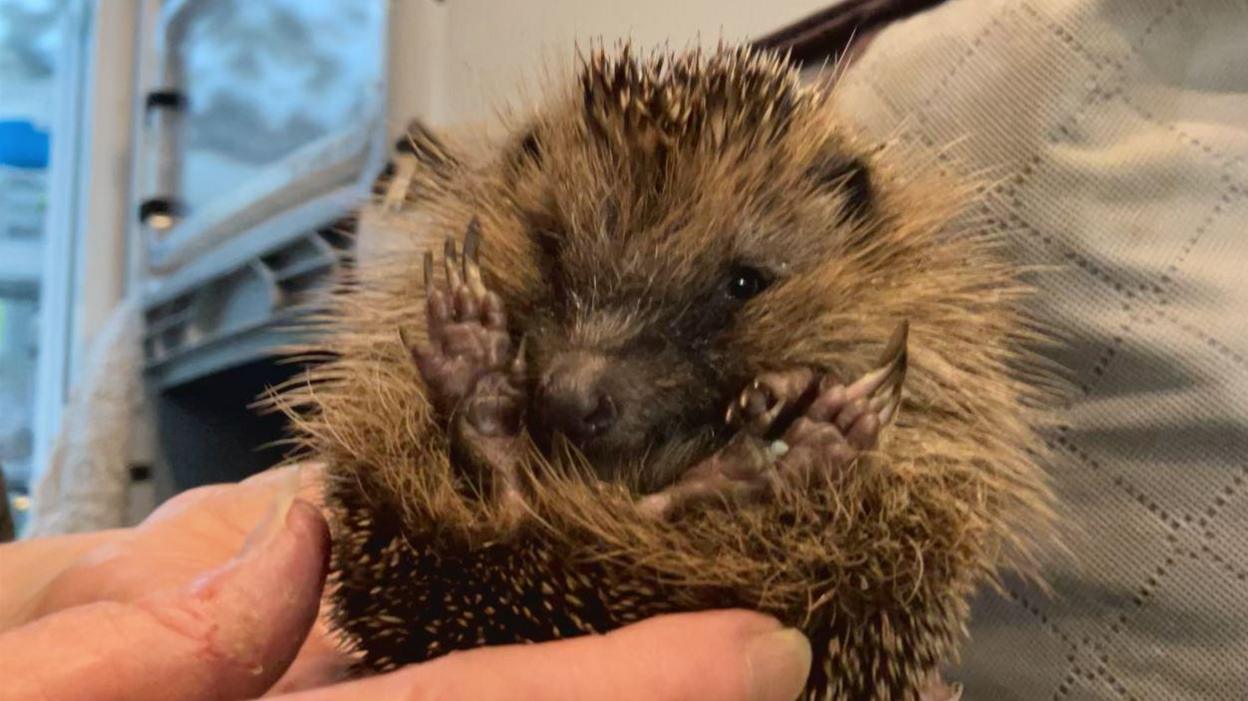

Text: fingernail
xmin=238 ymin=468 xmax=302 ymax=556
xmin=746 ymin=627 xmax=812 ymax=701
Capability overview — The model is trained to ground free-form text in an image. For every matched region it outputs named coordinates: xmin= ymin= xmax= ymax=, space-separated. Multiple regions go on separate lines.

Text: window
xmin=0 ymin=0 xmax=74 ymax=535
xmin=140 ymin=0 xmax=388 ymax=275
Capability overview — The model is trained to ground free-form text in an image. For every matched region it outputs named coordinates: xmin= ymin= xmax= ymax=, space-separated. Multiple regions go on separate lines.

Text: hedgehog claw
xmin=422 ymin=250 xmax=435 ymax=291
xmin=642 ymin=325 xmax=908 ymax=519
xmin=443 ymin=236 xmax=463 ymax=293
xmin=846 ymin=320 xmax=908 ymax=425
xmin=405 ymin=221 xmax=531 ymax=519
xmin=462 ymin=218 xmax=487 ymax=299
xmin=726 ymin=368 xmax=816 ymax=437
xmin=462 ymin=218 xmax=481 ymax=264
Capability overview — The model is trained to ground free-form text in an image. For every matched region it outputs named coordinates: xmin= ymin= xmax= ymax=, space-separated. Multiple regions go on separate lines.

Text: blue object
xmin=0 ymin=120 xmax=51 ymax=169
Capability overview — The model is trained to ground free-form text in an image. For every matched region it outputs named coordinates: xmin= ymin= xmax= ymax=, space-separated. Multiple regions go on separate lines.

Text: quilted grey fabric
xmin=831 ymin=0 xmax=1248 ymax=698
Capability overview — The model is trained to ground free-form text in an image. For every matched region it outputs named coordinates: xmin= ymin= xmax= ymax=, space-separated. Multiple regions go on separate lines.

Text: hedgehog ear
xmin=516 ymin=128 xmax=543 ymax=168
xmin=809 ymin=154 xmax=872 ymax=225
xmin=375 ymin=119 xmax=461 ymax=207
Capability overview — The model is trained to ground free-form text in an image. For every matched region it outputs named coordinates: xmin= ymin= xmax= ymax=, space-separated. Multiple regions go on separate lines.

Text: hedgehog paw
xmin=405 ymin=218 xmax=524 ymax=422
xmin=640 ymin=322 xmax=907 ymax=519
xmin=404 ymin=219 xmax=530 ymax=518
xmin=768 ymin=321 xmax=907 ymax=481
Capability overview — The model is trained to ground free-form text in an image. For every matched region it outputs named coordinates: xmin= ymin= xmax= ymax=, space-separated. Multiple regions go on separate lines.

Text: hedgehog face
xmin=519 ymin=211 xmax=779 ymax=486
xmin=406 ymin=47 xmax=881 ymax=488
xmin=467 ymin=47 xmax=876 ymax=488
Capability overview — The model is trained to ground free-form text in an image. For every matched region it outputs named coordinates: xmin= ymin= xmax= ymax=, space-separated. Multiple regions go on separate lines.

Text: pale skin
xmin=0 ymin=465 xmax=817 ymax=701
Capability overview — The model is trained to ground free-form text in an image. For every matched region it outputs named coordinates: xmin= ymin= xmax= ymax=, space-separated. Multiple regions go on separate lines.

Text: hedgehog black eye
xmin=725 ymin=266 xmax=769 ymax=300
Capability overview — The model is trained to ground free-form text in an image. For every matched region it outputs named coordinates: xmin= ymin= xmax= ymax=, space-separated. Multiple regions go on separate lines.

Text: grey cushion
xmin=834 ymin=0 xmax=1248 ymax=698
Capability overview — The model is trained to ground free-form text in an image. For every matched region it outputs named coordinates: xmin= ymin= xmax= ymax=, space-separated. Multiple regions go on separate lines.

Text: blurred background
xmin=0 ymin=0 xmax=837 ymax=535
xmin=3 ymin=2 xmax=1245 ymax=698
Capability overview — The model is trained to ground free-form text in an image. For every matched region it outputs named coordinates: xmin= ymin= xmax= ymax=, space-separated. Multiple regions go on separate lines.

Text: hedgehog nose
xmin=538 ymin=352 xmax=619 ymax=445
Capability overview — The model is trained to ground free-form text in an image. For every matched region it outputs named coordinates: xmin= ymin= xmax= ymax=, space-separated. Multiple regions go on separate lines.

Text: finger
xmin=482 ymin=291 xmax=507 ymax=330
xmin=237 ymin=462 xmax=325 ymax=506
xmin=0 ymin=528 xmax=119 ymax=631
xmin=835 ymin=398 xmax=870 ymax=433
xmin=846 ymin=411 xmax=880 ymax=451
xmin=806 ymin=380 xmax=847 ymax=423
xmin=1 ymin=500 xmax=330 ymax=701
xmin=454 ymin=279 xmax=479 ymax=320
xmin=271 ymin=609 xmax=811 ymax=701
xmin=424 ymin=252 xmax=451 ymax=334
xmin=31 ymin=465 xmax=327 ymax=620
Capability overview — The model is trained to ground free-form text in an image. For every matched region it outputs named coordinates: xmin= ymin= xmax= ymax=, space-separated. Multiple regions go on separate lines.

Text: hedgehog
xmin=274 ymin=43 xmax=1056 ymax=701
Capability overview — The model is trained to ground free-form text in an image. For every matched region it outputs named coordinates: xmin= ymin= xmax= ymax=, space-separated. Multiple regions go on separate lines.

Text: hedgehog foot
xmin=639 ymin=322 xmax=907 ymax=518
xmin=407 ymin=220 xmax=529 ymax=517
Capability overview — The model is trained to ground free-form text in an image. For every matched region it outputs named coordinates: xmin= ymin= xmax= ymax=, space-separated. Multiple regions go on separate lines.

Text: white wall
xmin=406 ymin=0 xmax=833 ymax=129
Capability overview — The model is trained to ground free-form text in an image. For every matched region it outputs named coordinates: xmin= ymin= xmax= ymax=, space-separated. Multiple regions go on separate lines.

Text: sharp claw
xmin=727 ymin=385 xmax=761 ymax=430
xmin=760 ymin=399 xmax=786 ymax=426
xmin=880 ymin=320 xmax=909 ymax=367
xmin=758 ymin=381 xmax=777 ymax=407
xmin=845 ymin=320 xmax=908 ymax=403
xmin=838 ymin=321 xmax=907 ymax=431
xmin=444 ymin=236 xmax=462 ymax=289
xmin=509 ymin=336 xmax=528 ymax=381
xmin=464 ymin=229 xmax=487 ymax=298
xmin=463 ymin=218 xmax=481 ymax=265
xmin=878 ymin=387 xmax=903 ymax=425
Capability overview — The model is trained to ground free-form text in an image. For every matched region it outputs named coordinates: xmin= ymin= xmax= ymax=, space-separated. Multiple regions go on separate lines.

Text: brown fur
xmin=270 ymin=44 xmax=1057 ymax=700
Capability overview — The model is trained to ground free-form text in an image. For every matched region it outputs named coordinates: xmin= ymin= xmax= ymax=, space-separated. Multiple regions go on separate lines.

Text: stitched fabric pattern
xmin=832 ymin=0 xmax=1248 ymax=698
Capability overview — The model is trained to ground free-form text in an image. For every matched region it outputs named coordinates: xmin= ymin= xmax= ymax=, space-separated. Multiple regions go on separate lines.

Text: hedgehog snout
xmin=534 ymin=350 xmax=620 ymax=447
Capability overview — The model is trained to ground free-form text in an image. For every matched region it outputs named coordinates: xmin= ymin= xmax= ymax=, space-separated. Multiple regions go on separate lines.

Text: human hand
xmin=17 ymin=465 xmax=348 ymax=693
xmin=0 ymin=468 xmax=813 ymax=701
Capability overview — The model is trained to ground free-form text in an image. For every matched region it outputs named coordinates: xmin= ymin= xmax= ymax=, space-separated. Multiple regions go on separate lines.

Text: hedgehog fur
xmin=273 ymin=43 xmax=1057 ymax=701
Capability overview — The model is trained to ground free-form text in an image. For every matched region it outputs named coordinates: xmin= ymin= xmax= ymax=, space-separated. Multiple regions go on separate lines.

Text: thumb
xmin=0 ymin=499 xmax=329 ymax=701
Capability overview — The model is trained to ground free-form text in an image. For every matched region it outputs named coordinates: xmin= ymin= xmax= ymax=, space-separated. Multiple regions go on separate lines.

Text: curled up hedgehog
xmin=275 ymin=44 xmax=1056 ymax=701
